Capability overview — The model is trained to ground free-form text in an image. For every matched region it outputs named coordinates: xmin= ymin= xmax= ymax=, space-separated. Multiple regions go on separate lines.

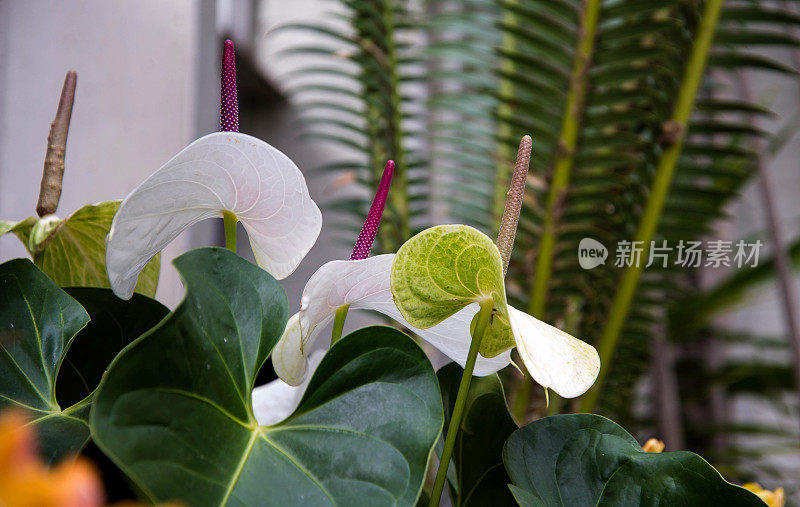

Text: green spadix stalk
xmin=428 ymin=136 xmax=531 ymax=506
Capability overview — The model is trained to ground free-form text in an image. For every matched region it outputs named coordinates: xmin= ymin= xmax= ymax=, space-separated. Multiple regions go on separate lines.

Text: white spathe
xmin=507 ymin=306 xmax=600 ymax=398
xmin=272 ymin=254 xmax=600 ymax=398
xmin=272 ymin=254 xmax=512 ymax=386
xmin=106 ymin=132 xmax=322 ymax=299
xmin=252 ymin=350 xmax=325 ymax=426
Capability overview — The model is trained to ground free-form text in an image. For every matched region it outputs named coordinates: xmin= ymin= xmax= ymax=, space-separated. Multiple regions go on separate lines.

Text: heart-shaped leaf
xmin=0 ymin=260 xmax=165 ymax=463
xmin=91 ymin=247 xmax=443 ymax=505
xmin=391 ymin=225 xmax=514 ymax=357
xmin=0 ymin=202 xmax=160 ymax=297
xmin=503 ymin=414 xmax=764 ymax=506
xmin=437 ymin=363 xmax=517 ymax=507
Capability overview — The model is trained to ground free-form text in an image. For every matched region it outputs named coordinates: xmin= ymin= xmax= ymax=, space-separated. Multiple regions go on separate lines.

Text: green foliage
xmin=424 ymin=0 xmax=800 ymax=427
xmin=0 ymin=259 xmax=165 ymax=464
xmin=504 ymin=414 xmax=764 ymax=506
xmin=0 ymin=201 xmax=160 ymax=297
xmin=91 ymin=248 xmax=443 ymax=505
xmin=391 ymin=224 xmax=514 ymax=357
xmin=437 ymin=363 xmax=517 ymax=507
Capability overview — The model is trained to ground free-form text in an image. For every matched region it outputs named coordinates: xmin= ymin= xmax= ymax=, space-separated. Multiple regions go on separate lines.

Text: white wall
xmin=0 ymin=0 xmax=200 ymax=306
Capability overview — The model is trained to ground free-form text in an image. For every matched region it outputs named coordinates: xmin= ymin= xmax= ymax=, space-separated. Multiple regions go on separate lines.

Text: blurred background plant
xmin=1 ymin=0 xmax=799 ymax=502
xmin=270 ymin=0 xmax=800 ymax=498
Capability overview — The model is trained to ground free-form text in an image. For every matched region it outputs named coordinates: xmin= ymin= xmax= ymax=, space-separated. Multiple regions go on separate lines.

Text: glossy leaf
xmin=106 ymin=132 xmax=322 ymax=299
xmin=91 ymin=247 xmax=443 ymax=505
xmin=503 ymin=414 xmax=764 ymax=506
xmin=437 ymin=363 xmax=517 ymax=507
xmin=391 ymin=224 xmax=514 ymax=357
xmin=0 ymin=203 xmax=159 ymax=297
xmin=0 ymin=260 xmax=164 ymax=464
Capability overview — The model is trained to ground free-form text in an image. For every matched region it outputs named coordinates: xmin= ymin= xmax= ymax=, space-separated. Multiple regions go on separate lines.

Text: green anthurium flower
xmin=391 ymin=223 xmax=600 ymax=399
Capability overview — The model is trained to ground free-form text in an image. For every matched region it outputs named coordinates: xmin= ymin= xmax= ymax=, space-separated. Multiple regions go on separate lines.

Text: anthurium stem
xmin=429 ymin=298 xmax=494 ymax=507
xmin=513 ymin=0 xmax=600 ymax=424
xmin=580 ymin=0 xmax=724 ymax=412
xmin=330 ymin=304 xmax=351 ymax=346
xmin=528 ymin=0 xmax=600 ymax=318
xmin=223 ymin=210 xmax=237 ymax=253
xmin=492 ymin=1 xmax=518 ymax=230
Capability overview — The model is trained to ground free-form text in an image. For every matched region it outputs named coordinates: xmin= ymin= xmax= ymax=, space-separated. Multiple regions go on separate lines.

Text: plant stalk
xmin=223 ymin=210 xmax=237 ymax=253
xmin=738 ymin=71 xmax=800 ymax=416
xmin=528 ymin=0 xmax=600 ymax=318
xmin=37 ymin=71 xmax=77 ymax=217
xmin=331 ymin=304 xmax=351 ymax=346
xmin=492 ymin=1 xmax=519 ymax=231
xmin=383 ymin=1 xmax=409 ymax=248
xmin=580 ymin=0 xmax=725 ymax=412
xmin=514 ymin=0 xmax=601 ymax=423
xmin=429 ymin=298 xmax=494 ymax=507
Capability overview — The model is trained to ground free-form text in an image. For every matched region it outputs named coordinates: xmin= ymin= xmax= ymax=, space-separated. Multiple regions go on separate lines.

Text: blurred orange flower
xmin=742 ymin=482 xmax=785 ymax=507
xmin=0 ymin=410 xmax=104 ymax=507
xmin=642 ymin=438 xmax=665 ymax=453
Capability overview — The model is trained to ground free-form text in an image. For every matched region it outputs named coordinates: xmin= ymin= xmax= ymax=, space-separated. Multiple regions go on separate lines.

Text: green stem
xmin=528 ymin=0 xmax=601 ymax=318
xmin=383 ymin=1 xmax=409 ymax=247
xmin=223 ymin=210 xmax=237 ymax=253
xmin=512 ymin=376 xmax=534 ymax=424
xmin=580 ymin=0 xmax=724 ymax=412
xmin=429 ymin=299 xmax=494 ymax=507
xmin=331 ymin=304 xmax=351 ymax=346
xmin=514 ymin=0 xmax=601 ymax=424
xmin=492 ymin=2 xmax=518 ymax=232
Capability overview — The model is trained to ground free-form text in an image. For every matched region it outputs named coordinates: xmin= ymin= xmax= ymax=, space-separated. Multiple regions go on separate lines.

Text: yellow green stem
xmin=331 ymin=304 xmax=351 ymax=346
xmin=528 ymin=0 xmax=601 ymax=318
xmin=383 ymin=1 xmax=409 ymax=246
xmin=512 ymin=376 xmax=534 ymax=424
xmin=492 ymin=2 xmax=519 ymax=231
xmin=429 ymin=299 xmax=494 ymax=507
xmin=514 ymin=0 xmax=601 ymax=423
xmin=223 ymin=210 xmax=237 ymax=253
xmin=580 ymin=0 xmax=724 ymax=412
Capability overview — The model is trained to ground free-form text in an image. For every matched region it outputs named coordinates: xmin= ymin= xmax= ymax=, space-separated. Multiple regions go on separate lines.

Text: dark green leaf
xmin=58 ymin=288 xmax=169 ymax=407
xmin=0 ymin=260 xmax=168 ymax=463
xmin=91 ymin=247 xmax=443 ymax=505
xmin=503 ymin=414 xmax=764 ymax=506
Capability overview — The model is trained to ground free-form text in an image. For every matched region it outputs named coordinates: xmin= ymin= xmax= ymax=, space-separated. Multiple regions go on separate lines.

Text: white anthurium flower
xmin=106 ymin=131 xmax=322 ymax=299
xmin=272 ymin=254 xmax=513 ymax=386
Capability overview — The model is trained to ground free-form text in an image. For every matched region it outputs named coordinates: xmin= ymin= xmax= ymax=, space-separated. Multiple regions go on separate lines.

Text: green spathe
xmin=91 ymin=247 xmax=443 ymax=505
xmin=503 ymin=414 xmax=765 ymax=506
xmin=391 ymin=224 xmax=515 ymax=357
xmin=0 ymin=201 xmax=159 ymax=297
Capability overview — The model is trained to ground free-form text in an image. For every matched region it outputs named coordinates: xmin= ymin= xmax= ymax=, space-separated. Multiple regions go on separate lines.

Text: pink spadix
xmin=220 ymin=39 xmax=238 ymax=133
xmin=350 ymin=160 xmax=395 ymax=260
